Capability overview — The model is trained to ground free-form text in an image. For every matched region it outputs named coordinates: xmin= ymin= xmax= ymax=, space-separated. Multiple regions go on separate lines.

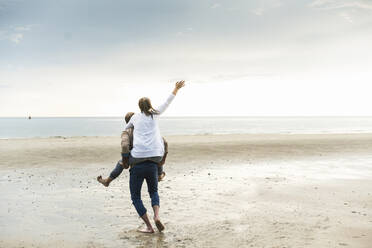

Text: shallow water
xmin=1 ymin=116 xmax=372 ymax=138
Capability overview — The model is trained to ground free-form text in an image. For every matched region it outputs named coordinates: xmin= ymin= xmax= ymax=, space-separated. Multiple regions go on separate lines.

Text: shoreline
xmin=0 ymin=133 xmax=372 ymax=169
xmin=2 ymin=131 xmax=372 ymax=140
xmin=1 ymin=133 xmax=372 ymax=170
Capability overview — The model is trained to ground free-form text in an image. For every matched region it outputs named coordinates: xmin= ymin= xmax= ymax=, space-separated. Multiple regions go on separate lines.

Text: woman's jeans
xmin=129 ymin=161 xmax=159 ymax=217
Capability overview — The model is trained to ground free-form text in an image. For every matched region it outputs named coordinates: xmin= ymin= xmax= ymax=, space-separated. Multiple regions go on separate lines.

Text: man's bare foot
xmin=97 ymin=175 xmax=110 ymax=187
xmin=158 ymin=172 xmax=166 ymax=182
xmin=154 ymin=217 xmax=165 ymax=232
xmin=137 ymin=226 xmax=155 ymax=233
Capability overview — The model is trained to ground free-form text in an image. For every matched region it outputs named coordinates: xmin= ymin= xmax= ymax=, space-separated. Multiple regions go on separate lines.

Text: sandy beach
xmin=1 ymin=133 xmax=372 ymax=247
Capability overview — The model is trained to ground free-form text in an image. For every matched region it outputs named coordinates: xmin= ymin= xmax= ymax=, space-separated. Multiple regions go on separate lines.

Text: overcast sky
xmin=1 ymin=0 xmax=372 ymax=117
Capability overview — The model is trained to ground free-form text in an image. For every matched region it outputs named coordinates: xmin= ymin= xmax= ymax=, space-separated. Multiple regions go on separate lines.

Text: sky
xmin=1 ymin=0 xmax=372 ymax=117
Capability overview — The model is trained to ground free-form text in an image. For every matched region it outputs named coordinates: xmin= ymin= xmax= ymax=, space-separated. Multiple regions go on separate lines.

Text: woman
xmin=125 ymin=81 xmax=185 ymax=233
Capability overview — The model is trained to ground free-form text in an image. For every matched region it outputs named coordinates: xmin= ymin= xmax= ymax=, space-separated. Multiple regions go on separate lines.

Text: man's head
xmin=125 ymin=112 xmax=135 ymax=123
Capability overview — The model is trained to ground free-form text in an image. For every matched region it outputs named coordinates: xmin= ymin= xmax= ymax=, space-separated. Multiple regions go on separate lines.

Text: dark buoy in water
xmin=28 ymin=116 xmax=32 ymax=119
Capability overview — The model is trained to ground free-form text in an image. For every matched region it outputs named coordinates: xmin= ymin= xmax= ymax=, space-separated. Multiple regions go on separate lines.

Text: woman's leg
xmin=144 ymin=161 xmax=159 ymax=206
xmin=144 ymin=162 xmax=164 ymax=231
xmin=130 ymin=165 xmax=154 ymax=233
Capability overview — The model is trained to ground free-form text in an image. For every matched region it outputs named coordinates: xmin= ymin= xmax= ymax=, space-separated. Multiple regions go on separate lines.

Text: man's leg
xmin=109 ymin=160 xmax=124 ymax=179
xmin=130 ymin=165 xmax=154 ymax=233
xmin=97 ymin=160 xmax=123 ymax=187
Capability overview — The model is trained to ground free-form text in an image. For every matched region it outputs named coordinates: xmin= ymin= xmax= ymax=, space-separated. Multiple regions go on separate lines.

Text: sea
xmin=1 ymin=116 xmax=372 ymax=139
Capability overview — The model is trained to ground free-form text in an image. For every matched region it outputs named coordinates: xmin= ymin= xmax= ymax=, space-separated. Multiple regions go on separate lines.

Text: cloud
xmin=175 ymin=27 xmax=193 ymax=36
xmin=339 ymin=12 xmax=353 ymax=23
xmin=8 ymin=33 xmax=23 ymax=44
xmin=309 ymin=0 xmax=372 ymax=10
xmin=309 ymin=0 xmax=372 ymax=26
xmin=0 ymin=84 xmax=10 ymax=88
xmin=211 ymin=3 xmax=221 ymax=9
xmin=211 ymin=72 xmax=276 ymax=81
xmin=14 ymin=25 xmax=32 ymax=32
xmin=252 ymin=8 xmax=264 ymax=16
xmin=0 ymin=30 xmax=5 ymax=39
xmin=251 ymin=0 xmax=282 ymax=16
xmin=0 ymin=1 xmax=9 ymax=12
xmin=0 ymin=25 xmax=32 ymax=44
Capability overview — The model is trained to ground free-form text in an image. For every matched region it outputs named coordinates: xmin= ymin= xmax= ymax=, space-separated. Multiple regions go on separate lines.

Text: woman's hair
xmin=138 ymin=97 xmax=159 ymax=118
xmin=125 ymin=112 xmax=135 ymax=123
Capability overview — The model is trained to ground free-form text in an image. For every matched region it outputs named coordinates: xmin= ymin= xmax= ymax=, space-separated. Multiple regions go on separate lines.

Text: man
xmin=97 ymin=112 xmax=167 ymax=187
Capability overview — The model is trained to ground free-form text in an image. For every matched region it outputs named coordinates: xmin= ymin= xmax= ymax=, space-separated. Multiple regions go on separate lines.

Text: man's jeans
xmin=129 ymin=161 xmax=159 ymax=217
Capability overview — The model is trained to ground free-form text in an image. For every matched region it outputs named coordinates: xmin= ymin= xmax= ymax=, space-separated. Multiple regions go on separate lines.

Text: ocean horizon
xmin=1 ymin=116 xmax=372 ymax=139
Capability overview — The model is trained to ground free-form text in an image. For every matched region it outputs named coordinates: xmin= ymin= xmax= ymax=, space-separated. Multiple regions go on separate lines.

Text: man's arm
xmin=158 ymin=138 xmax=168 ymax=166
xmin=120 ymin=131 xmax=131 ymax=168
xmin=124 ymin=115 xmax=134 ymax=130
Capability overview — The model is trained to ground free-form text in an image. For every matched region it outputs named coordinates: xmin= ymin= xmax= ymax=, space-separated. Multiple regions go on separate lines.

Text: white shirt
xmin=125 ymin=94 xmax=175 ymax=158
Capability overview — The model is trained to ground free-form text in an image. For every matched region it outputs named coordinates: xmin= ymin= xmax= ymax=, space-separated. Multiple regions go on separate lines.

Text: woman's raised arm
xmin=172 ymin=80 xmax=185 ymax=96
xmin=156 ymin=81 xmax=185 ymax=115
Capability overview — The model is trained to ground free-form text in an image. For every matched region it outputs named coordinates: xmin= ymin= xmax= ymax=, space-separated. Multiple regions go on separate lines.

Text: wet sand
xmin=1 ymin=134 xmax=372 ymax=247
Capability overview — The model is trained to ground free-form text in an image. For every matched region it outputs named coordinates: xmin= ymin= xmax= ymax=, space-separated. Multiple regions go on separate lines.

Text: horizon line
xmin=1 ymin=115 xmax=372 ymax=118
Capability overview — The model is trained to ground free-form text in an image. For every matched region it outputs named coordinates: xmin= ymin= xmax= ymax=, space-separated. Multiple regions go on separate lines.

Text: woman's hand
xmin=173 ymin=80 xmax=185 ymax=95
xmin=175 ymin=80 xmax=185 ymax=89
